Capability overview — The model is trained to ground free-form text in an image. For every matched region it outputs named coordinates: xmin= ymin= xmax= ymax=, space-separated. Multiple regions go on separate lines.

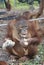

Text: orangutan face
xmin=20 ymin=26 xmax=28 ymax=37
xmin=16 ymin=20 xmax=32 ymax=47
xmin=19 ymin=26 xmax=29 ymax=46
xmin=16 ymin=19 xmax=39 ymax=47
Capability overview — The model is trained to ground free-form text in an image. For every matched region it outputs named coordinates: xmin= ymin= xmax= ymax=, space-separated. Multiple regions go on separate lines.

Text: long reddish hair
xmin=0 ymin=61 xmax=8 ymax=65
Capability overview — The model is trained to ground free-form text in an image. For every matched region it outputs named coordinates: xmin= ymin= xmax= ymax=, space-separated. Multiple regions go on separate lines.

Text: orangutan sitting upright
xmin=2 ymin=0 xmax=44 ymax=60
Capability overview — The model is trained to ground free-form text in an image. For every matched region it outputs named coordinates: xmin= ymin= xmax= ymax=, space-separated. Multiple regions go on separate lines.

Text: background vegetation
xmin=0 ymin=0 xmax=39 ymax=10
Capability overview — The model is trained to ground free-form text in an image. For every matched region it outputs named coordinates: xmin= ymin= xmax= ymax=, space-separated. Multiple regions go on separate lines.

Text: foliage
xmin=0 ymin=0 xmax=4 ymax=2
xmin=0 ymin=0 xmax=39 ymax=10
xmin=18 ymin=0 xmax=40 ymax=4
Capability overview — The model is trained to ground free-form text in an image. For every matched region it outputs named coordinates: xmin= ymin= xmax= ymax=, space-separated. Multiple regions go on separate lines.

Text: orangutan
xmin=2 ymin=0 xmax=44 ymax=60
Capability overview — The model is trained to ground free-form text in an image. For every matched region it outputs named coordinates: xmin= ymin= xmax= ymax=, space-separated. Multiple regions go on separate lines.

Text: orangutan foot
xmin=19 ymin=56 xmax=29 ymax=62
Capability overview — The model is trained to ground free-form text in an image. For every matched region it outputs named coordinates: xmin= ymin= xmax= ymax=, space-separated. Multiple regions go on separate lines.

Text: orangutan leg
xmin=13 ymin=42 xmax=25 ymax=58
xmin=28 ymin=45 xmax=37 ymax=59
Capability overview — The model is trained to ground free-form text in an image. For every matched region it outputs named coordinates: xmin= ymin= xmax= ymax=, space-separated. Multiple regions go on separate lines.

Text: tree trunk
xmin=32 ymin=0 xmax=44 ymax=18
xmin=4 ymin=0 xmax=11 ymax=11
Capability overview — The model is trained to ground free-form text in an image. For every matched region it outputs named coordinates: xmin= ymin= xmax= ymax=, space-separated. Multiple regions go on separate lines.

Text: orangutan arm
xmin=31 ymin=0 xmax=43 ymax=18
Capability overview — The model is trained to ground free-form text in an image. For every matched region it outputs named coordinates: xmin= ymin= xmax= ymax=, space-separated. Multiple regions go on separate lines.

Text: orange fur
xmin=0 ymin=61 xmax=8 ymax=65
xmin=5 ymin=17 xmax=42 ymax=59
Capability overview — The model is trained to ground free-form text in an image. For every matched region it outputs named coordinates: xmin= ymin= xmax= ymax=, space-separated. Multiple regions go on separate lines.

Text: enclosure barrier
xmin=0 ymin=17 xmax=44 ymax=27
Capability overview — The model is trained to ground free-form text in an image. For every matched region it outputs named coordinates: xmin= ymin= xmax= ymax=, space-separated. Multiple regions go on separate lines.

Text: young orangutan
xmin=2 ymin=0 xmax=44 ymax=60
xmin=2 ymin=18 xmax=42 ymax=59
